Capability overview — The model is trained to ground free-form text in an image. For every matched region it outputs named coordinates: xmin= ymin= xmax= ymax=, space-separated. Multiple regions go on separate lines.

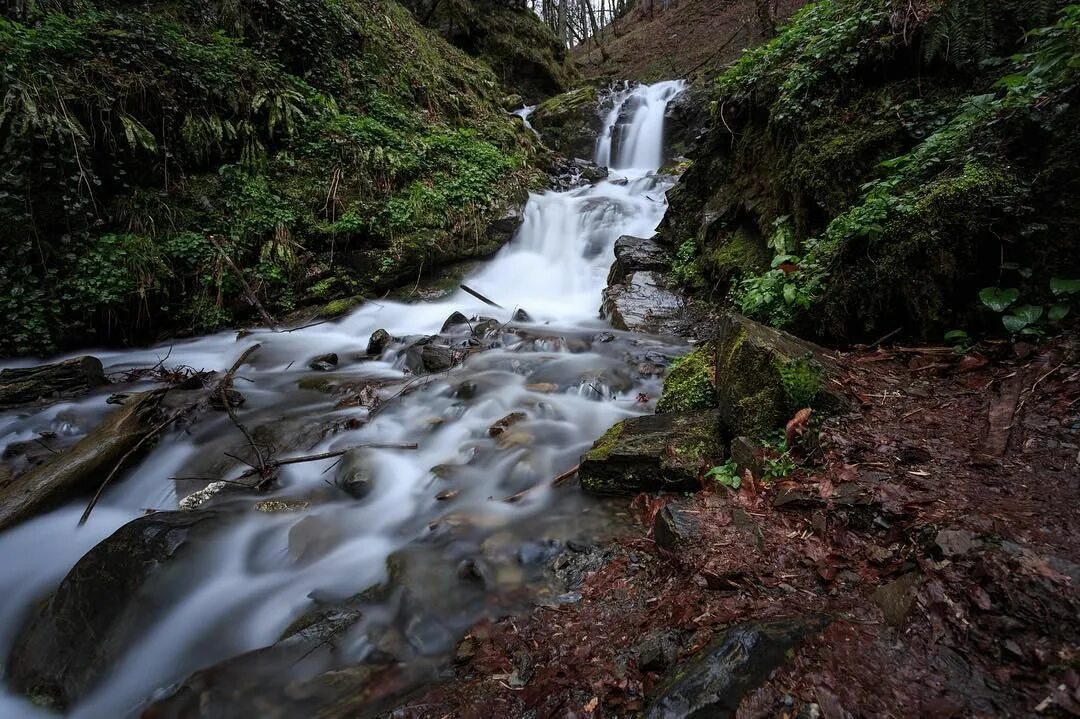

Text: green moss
xmin=584 ymin=420 xmax=626 ymax=462
xmin=319 ymin=296 xmax=364 ymax=318
xmin=657 ymin=344 xmax=718 ymax=413
xmin=776 ymin=354 xmax=823 ymax=409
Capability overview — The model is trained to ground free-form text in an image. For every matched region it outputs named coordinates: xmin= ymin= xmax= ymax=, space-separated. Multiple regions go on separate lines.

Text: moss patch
xmin=656 ymin=344 xmax=717 ymax=413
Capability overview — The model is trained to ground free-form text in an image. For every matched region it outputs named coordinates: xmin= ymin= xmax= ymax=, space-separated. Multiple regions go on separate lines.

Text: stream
xmin=0 ymin=79 xmax=687 ymax=718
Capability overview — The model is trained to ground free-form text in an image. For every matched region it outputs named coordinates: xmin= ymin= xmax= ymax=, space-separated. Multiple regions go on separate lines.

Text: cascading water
xmin=0 ymin=80 xmax=687 ymax=718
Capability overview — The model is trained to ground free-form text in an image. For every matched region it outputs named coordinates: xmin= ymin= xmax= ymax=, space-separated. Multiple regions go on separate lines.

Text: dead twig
xmin=552 ymin=463 xmax=580 ymax=487
xmin=460 ymin=283 xmax=503 ymax=309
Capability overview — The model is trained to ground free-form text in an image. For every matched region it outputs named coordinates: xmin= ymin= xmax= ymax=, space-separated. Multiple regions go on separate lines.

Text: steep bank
xmin=0 ymin=0 xmax=560 ymax=356
xmin=662 ymin=0 xmax=1080 ymax=343
xmin=573 ymin=0 xmax=808 ymax=84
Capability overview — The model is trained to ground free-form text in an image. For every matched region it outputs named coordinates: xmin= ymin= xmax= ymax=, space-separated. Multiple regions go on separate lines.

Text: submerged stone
xmin=579 ymin=410 xmax=723 ymax=496
xmin=8 ymin=511 xmax=222 ymax=710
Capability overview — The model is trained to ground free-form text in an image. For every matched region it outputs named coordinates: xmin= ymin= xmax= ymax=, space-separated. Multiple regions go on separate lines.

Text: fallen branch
xmin=460 ymin=283 xmax=504 ymax=309
xmin=232 ymin=442 xmax=418 ymax=490
xmin=552 ymin=463 xmax=580 ymax=487
xmin=207 ymin=235 xmax=279 ymax=331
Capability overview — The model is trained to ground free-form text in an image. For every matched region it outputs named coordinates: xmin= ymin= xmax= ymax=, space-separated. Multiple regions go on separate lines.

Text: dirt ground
xmin=574 ymin=0 xmax=808 ymax=84
xmin=391 ymin=334 xmax=1080 ymax=717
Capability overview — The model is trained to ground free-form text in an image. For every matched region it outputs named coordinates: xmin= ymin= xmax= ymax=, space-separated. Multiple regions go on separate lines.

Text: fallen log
xmin=460 ymin=284 xmax=504 ymax=309
xmin=0 ymin=356 xmax=108 ymax=409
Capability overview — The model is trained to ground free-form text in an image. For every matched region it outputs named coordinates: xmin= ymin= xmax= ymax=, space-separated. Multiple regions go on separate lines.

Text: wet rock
xmin=8 ymin=511 xmax=222 ymax=710
xmin=713 ymin=312 xmax=844 ymax=439
xmin=579 ymin=410 xmax=723 ymax=496
xmin=935 ymin=528 xmax=980 ymax=558
xmin=526 ymin=382 xmax=559 ymax=394
xmin=871 ymin=572 xmax=922 ymax=627
xmin=0 ymin=356 xmax=108 ymax=409
xmin=512 ymin=308 xmax=532 ymax=322
xmin=308 ymin=353 xmax=339 ymax=371
xmin=549 ymin=157 xmax=610 ymax=191
xmin=367 ymin=328 xmax=392 ymax=356
xmin=609 ymin=93 xmax=644 ymax=163
xmin=653 ymin=499 xmax=701 ymax=551
xmin=602 ymin=270 xmax=687 ymax=336
xmin=488 ymin=412 xmax=526 ymax=437
xmin=530 ymin=86 xmax=602 ymax=159
xmin=635 ymin=630 xmax=681 ymax=673
xmin=335 ymin=449 xmax=375 ymax=499
xmin=486 ymin=201 xmax=525 ymax=245
xmin=440 ymin=311 xmax=470 ymax=334
xmin=470 ymin=316 xmax=500 ymax=339
xmin=607 ymin=235 xmax=671 ymax=285
xmin=255 ymin=498 xmax=311 ymax=513
xmin=646 ymin=618 xmax=825 ymax=719
xmin=402 ymin=338 xmax=456 ymax=375
xmin=0 ymin=390 xmax=168 ymax=532
xmin=729 ymin=436 xmax=763 ymax=478
xmin=663 ymin=86 xmax=708 ymax=162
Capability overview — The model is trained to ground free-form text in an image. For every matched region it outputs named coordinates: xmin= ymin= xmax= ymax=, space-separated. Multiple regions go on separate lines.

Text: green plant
xmin=761 ymin=436 xmax=798 ymax=481
xmin=705 ymin=459 xmax=741 ymax=490
xmin=657 ymin=345 xmax=717 ymax=412
xmin=778 ymin=354 xmax=823 ymax=409
xmin=944 ymin=329 xmax=973 ymax=352
xmin=979 ymin=278 xmax=1079 ymax=336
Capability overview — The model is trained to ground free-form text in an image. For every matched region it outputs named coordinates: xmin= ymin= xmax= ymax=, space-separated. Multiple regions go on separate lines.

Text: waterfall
xmin=0 ymin=80 xmax=687 ymax=719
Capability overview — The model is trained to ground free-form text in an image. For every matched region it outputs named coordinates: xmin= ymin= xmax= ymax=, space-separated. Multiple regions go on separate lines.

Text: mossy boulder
xmin=579 ymin=410 xmax=723 ymax=496
xmin=656 ymin=344 xmax=716 ymax=413
xmin=531 ymin=86 xmax=602 ymax=159
xmin=712 ymin=312 xmax=842 ymax=439
xmin=8 ymin=511 xmax=223 ymax=710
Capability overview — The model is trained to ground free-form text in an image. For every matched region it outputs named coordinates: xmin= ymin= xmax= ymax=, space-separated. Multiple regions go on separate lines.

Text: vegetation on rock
xmin=663 ymin=0 xmax=1080 ymax=342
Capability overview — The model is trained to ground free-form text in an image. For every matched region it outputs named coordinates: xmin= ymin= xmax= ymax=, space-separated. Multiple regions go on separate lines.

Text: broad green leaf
xmin=1012 ymin=304 xmax=1044 ymax=323
xmin=1050 ymin=277 xmax=1080 ymax=296
xmin=783 ymin=284 xmax=797 ymax=305
xmin=1002 ymin=314 xmax=1030 ymax=333
xmin=1049 ymin=304 xmax=1070 ymax=321
xmin=979 ymin=287 xmax=1019 ymax=312
xmin=944 ymin=329 xmax=970 ymax=342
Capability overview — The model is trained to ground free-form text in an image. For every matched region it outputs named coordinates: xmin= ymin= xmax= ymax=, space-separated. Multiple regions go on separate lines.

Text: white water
xmin=0 ymin=80 xmax=686 ymax=718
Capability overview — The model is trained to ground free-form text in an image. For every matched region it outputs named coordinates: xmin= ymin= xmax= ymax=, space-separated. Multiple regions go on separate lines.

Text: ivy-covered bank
xmin=0 ymin=0 xmax=566 ymax=355
xmin=664 ymin=0 xmax=1080 ymax=342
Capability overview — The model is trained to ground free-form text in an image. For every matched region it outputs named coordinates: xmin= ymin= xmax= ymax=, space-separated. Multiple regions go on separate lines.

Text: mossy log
xmin=0 ymin=356 xmax=107 ymax=409
xmin=0 ymin=390 xmax=167 ymax=532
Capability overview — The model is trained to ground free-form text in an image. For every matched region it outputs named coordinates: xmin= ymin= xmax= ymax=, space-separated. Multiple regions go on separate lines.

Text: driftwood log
xmin=0 ymin=356 xmax=108 ymax=409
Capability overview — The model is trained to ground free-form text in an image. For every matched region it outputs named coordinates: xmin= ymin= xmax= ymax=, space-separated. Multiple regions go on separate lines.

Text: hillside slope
xmin=0 ymin=0 xmax=557 ymax=355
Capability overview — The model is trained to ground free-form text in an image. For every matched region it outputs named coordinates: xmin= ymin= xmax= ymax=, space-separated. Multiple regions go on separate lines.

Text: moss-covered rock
xmin=531 ymin=86 xmax=602 ymax=159
xmin=712 ymin=312 xmax=842 ymax=439
xmin=656 ymin=344 xmax=717 ymax=413
xmin=8 ymin=511 xmax=223 ymax=710
xmin=579 ymin=410 xmax=723 ymax=496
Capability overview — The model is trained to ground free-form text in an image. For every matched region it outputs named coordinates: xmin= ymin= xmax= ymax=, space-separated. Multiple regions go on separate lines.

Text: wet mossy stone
xmin=531 ymin=86 xmax=602 ymax=159
xmin=646 ymin=617 xmax=828 ymax=718
xmin=713 ymin=312 xmax=843 ymax=440
xmin=8 ymin=510 xmax=223 ymax=710
xmin=656 ymin=344 xmax=716 ymax=413
xmin=607 ymin=235 xmax=671 ymax=285
xmin=579 ymin=410 xmax=723 ymax=496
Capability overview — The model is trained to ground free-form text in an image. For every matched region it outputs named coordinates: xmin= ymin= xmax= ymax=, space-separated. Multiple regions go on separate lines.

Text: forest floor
xmin=395 ymin=331 xmax=1080 ymax=717
xmin=573 ymin=0 xmax=807 ymax=84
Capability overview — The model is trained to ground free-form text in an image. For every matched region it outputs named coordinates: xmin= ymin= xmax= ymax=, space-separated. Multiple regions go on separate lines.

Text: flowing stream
xmin=0 ymin=79 xmax=686 ymax=718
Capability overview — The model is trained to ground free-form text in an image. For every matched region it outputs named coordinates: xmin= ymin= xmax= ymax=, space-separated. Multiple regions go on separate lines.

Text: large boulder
xmin=607 ymin=235 xmax=671 ymax=285
xmin=601 ymin=270 xmax=687 ymax=336
xmin=711 ymin=312 xmax=843 ymax=439
xmin=530 ymin=86 xmax=603 ymax=159
xmin=0 ymin=356 xmax=108 ymax=409
xmin=646 ymin=617 xmax=826 ymax=718
xmin=0 ymin=390 xmax=168 ymax=532
xmin=7 ymin=511 xmax=223 ymax=710
xmin=579 ymin=410 xmax=723 ymax=496
xmin=662 ymin=86 xmax=709 ymax=163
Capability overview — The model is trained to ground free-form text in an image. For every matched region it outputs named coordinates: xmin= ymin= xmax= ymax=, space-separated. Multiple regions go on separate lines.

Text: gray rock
xmin=440 ymin=311 xmax=470 ymax=334
xmin=308 ymin=353 xmax=339 ymax=371
xmin=871 ymin=572 xmax=922 ymax=627
xmin=579 ymin=410 xmax=723 ymax=496
xmin=936 ymin=529 xmax=980 ymax=558
xmin=608 ymin=235 xmax=671 ymax=285
xmin=729 ymin=436 xmax=763 ymax=479
xmin=512 ymin=308 xmax=532 ymax=322
xmin=367 ymin=328 xmax=392 ymax=356
xmin=335 ymin=449 xmax=375 ymax=499
xmin=8 ymin=511 xmax=222 ymax=710
xmin=601 ymin=270 xmax=687 ymax=336
xmin=646 ymin=618 xmax=825 ymax=719
xmin=635 ymin=630 xmax=681 ymax=673
xmin=654 ymin=499 xmax=701 ymax=551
